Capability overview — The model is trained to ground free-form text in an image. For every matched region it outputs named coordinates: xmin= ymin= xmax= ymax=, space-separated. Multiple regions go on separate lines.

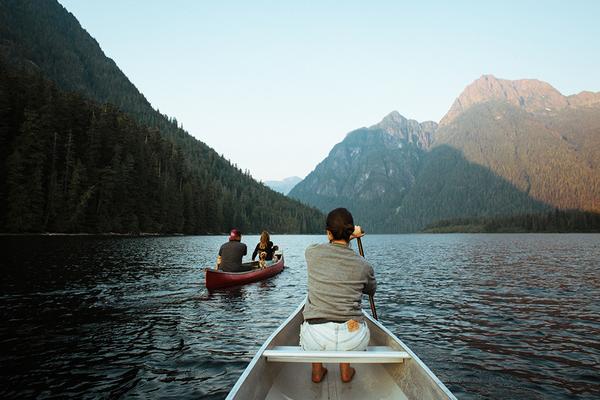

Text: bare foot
xmin=311 ymin=363 xmax=328 ymax=383
xmin=340 ymin=363 xmax=355 ymax=383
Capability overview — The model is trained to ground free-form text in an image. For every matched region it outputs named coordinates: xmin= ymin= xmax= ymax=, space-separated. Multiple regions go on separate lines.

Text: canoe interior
xmin=240 ymin=258 xmax=278 ymax=269
xmin=227 ymin=302 xmax=456 ymax=400
xmin=222 ymin=258 xmax=277 ymax=271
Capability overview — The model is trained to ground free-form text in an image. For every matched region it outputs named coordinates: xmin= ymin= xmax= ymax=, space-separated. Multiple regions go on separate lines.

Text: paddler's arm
xmin=216 ymin=255 xmax=222 ymax=270
xmin=350 ymin=225 xmax=376 ymax=295
xmin=363 ymin=264 xmax=377 ymax=295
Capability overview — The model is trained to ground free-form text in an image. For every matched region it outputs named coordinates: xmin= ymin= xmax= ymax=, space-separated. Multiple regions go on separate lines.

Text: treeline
xmin=0 ymin=0 xmax=256 ymax=184
xmin=423 ymin=209 xmax=600 ymax=233
xmin=0 ymin=61 xmax=323 ymax=233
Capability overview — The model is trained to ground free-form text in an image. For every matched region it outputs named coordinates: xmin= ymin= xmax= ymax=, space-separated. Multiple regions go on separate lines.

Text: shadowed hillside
xmin=0 ymin=0 xmax=323 ymax=233
xmin=383 ymin=145 xmax=550 ymax=232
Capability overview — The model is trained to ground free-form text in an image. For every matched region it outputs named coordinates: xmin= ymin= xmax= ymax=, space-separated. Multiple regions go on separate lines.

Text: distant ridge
xmin=264 ymin=177 xmax=302 ymax=195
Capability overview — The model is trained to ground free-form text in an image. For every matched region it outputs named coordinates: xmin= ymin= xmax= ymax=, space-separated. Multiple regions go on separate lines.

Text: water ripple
xmin=1 ymin=234 xmax=599 ymax=399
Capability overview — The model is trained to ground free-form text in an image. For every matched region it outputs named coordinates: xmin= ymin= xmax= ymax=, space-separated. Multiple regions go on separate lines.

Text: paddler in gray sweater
xmin=300 ymin=207 xmax=377 ymax=384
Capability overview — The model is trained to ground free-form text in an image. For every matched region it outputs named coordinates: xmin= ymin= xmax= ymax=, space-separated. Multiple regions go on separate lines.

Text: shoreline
xmin=0 ymin=232 xmax=207 ymax=237
xmin=1 ymin=231 xmax=598 ymax=237
xmin=0 ymin=232 xmax=324 ymax=237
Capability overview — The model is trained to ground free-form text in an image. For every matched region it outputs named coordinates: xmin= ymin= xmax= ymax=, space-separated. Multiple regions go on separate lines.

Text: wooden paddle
xmin=356 ymin=235 xmax=378 ymax=320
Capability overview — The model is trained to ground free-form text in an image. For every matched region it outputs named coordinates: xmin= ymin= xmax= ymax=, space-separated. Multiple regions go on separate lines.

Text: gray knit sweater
xmin=302 ymin=242 xmax=376 ymax=322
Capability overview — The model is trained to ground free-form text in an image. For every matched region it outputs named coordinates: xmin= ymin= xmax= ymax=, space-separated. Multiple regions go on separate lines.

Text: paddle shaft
xmin=356 ymin=237 xmax=378 ymax=320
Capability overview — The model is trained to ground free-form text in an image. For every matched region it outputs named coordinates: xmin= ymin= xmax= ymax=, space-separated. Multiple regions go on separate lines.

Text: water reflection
xmin=1 ymin=234 xmax=599 ymax=399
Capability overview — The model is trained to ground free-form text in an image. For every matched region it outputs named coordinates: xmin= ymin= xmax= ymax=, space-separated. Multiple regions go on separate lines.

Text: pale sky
xmin=59 ymin=0 xmax=600 ymax=181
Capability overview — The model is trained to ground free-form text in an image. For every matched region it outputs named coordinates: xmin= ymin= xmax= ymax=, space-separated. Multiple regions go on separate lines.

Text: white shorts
xmin=299 ymin=320 xmax=370 ymax=351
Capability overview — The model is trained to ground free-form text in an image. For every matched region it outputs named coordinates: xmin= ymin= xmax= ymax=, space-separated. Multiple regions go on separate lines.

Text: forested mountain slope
xmin=381 ymin=144 xmax=549 ymax=232
xmin=0 ymin=61 xmax=322 ymax=233
xmin=290 ymin=111 xmax=548 ymax=232
xmin=289 ymin=112 xmax=443 ymax=231
xmin=436 ymin=75 xmax=600 ymax=213
xmin=0 ymin=0 xmax=323 ymax=233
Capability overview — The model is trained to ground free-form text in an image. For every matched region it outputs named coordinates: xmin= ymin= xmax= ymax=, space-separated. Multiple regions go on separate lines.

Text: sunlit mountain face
xmin=291 ymin=75 xmax=600 ymax=232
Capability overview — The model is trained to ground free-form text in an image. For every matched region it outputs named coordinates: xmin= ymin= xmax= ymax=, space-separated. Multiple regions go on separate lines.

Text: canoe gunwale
xmin=226 ymin=299 xmax=457 ymax=399
xmin=225 ymin=302 xmax=304 ymax=399
xmin=363 ymin=308 xmax=457 ymax=400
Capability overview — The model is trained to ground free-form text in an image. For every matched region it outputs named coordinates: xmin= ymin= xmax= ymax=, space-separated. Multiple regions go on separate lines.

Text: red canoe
xmin=205 ymin=255 xmax=285 ymax=290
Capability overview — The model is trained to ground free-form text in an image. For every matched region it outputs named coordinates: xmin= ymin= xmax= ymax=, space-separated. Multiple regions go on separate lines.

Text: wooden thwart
xmin=263 ymin=346 xmax=411 ymax=363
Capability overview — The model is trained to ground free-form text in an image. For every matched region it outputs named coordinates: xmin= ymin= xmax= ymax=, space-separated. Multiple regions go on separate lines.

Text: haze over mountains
xmin=290 ymin=75 xmax=600 ymax=232
xmin=264 ymin=177 xmax=302 ymax=195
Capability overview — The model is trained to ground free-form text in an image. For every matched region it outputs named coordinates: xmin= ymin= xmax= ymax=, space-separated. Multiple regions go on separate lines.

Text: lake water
xmin=1 ymin=234 xmax=599 ymax=399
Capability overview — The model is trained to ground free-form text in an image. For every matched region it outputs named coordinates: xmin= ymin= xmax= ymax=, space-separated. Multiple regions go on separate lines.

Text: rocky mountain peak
xmin=379 ymin=110 xmax=407 ymax=125
xmin=440 ymin=75 xmax=568 ymax=126
xmin=368 ymin=111 xmax=438 ymax=149
xmin=568 ymin=90 xmax=600 ymax=107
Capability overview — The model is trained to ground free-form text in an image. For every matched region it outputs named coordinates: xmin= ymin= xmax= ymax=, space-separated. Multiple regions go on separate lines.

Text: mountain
xmin=289 ymin=112 xmax=439 ymax=230
xmin=264 ymin=176 xmax=302 ymax=195
xmin=436 ymin=75 xmax=600 ymax=213
xmin=440 ymin=74 xmax=600 ymax=126
xmin=291 ymin=75 xmax=600 ymax=232
xmin=0 ymin=0 xmax=323 ymax=233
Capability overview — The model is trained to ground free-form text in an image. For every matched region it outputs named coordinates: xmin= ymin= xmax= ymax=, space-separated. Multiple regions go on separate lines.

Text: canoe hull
xmin=205 ymin=256 xmax=285 ymax=290
xmin=226 ymin=301 xmax=457 ymax=400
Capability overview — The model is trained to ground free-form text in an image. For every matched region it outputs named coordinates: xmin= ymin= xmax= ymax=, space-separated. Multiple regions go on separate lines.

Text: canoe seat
xmin=263 ymin=346 xmax=411 ymax=364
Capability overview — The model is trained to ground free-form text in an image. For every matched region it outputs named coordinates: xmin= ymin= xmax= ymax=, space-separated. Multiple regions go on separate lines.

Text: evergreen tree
xmin=0 ymin=61 xmax=323 ymax=233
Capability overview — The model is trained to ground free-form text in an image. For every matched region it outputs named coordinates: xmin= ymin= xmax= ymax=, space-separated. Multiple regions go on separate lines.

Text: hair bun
xmin=326 ymin=208 xmax=355 ymax=242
